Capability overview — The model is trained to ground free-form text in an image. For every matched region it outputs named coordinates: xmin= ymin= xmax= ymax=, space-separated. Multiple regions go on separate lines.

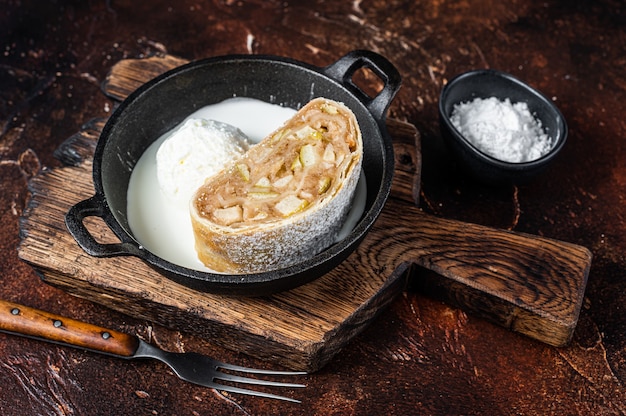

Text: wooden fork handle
xmin=0 ymin=299 xmax=139 ymax=357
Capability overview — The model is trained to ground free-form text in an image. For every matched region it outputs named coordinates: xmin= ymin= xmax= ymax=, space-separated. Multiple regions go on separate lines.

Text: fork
xmin=0 ymin=299 xmax=306 ymax=402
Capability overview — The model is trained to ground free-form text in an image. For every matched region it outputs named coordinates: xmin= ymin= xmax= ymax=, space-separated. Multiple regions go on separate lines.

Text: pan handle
xmin=322 ymin=50 xmax=402 ymax=123
xmin=65 ymin=195 xmax=144 ymax=258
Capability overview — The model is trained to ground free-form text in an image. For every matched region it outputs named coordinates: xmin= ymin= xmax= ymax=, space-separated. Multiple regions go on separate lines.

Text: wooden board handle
xmin=0 ymin=299 xmax=139 ymax=357
xmin=364 ymin=203 xmax=592 ymax=346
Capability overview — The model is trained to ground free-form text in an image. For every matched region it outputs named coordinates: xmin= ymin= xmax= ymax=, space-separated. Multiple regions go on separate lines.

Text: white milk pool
xmin=127 ymin=97 xmax=367 ymax=272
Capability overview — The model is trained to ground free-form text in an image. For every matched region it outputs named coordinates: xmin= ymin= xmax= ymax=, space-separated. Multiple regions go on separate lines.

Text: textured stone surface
xmin=1 ymin=0 xmax=625 ymax=414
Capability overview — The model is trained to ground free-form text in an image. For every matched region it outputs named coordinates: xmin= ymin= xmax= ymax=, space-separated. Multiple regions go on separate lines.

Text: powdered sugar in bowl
xmin=438 ymin=69 xmax=567 ymax=184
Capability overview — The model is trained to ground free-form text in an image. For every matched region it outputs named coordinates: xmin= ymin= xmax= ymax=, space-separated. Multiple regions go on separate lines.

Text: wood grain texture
xmin=17 ymin=56 xmax=592 ymax=372
xmin=101 ymin=55 xmax=189 ymax=102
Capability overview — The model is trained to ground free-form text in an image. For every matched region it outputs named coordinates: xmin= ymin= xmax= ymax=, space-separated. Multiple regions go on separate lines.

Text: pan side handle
xmin=322 ymin=50 xmax=402 ymax=123
xmin=65 ymin=195 xmax=144 ymax=258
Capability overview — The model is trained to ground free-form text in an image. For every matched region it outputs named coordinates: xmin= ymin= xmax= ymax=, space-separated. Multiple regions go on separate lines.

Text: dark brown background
xmin=1 ymin=1 xmax=625 ymax=414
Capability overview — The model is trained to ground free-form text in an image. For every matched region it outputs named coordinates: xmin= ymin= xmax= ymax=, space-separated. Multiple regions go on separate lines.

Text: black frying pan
xmin=65 ymin=50 xmax=401 ymax=296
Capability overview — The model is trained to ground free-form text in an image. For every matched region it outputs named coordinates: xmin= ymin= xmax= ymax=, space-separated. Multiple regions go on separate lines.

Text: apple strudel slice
xmin=190 ymin=97 xmax=363 ymax=273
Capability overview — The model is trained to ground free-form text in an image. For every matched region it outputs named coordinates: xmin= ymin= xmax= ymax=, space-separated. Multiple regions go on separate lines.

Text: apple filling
xmin=194 ymin=101 xmax=358 ymax=226
xmin=190 ymin=97 xmax=362 ymax=273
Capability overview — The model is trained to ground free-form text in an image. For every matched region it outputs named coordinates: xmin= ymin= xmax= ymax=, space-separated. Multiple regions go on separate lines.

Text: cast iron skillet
xmin=65 ymin=50 xmax=401 ymax=296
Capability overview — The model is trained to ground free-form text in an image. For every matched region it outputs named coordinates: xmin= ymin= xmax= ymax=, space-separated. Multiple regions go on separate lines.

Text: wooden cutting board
xmin=18 ymin=55 xmax=592 ymax=372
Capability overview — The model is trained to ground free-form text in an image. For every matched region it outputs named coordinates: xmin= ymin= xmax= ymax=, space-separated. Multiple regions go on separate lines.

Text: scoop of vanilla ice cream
xmin=156 ymin=118 xmax=250 ymax=204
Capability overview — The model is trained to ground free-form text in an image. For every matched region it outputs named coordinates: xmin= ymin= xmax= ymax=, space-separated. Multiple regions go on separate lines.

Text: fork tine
xmin=210 ymin=360 xmax=306 ymax=402
xmin=215 ymin=384 xmax=302 ymax=403
xmin=214 ymin=371 xmax=306 ymax=388
xmin=216 ymin=361 xmax=308 ymax=376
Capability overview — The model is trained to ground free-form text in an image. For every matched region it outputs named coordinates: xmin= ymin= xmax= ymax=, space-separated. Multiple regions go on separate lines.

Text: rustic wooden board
xmin=18 ymin=56 xmax=592 ymax=371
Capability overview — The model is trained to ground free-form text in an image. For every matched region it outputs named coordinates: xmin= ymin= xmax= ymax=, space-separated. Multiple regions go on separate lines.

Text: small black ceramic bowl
xmin=438 ymin=69 xmax=567 ymax=184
